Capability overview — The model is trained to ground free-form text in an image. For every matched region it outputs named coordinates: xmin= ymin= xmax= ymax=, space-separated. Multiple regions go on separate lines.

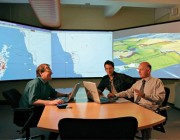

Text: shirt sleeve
xmin=115 ymin=84 xmax=135 ymax=98
xmin=97 ymin=76 xmax=107 ymax=93
xmin=27 ymin=81 xmax=41 ymax=105
xmin=144 ymin=79 xmax=165 ymax=104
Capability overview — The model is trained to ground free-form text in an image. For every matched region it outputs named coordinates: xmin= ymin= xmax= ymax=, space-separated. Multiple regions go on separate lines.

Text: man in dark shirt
xmin=98 ymin=60 xmax=136 ymax=99
xmin=19 ymin=63 xmax=68 ymax=140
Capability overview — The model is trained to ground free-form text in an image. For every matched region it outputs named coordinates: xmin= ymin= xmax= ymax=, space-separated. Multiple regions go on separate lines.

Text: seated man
xmin=19 ymin=63 xmax=69 ymax=140
xmin=98 ymin=60 xmax=136 ymax=100
xmin=108 ymin=62 xmax=165 ymax=139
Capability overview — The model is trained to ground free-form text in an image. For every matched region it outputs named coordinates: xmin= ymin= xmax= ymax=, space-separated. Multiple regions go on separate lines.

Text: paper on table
xmin=116 ymin=98 xmax=130 ymax=103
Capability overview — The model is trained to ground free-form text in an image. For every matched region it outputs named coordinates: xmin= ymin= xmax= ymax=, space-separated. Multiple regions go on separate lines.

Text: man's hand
xmin=134 ymin=89 xmax=145 ymax=98
xmin=107 ymin=92 xmax=116 ymax=98
xmin=67 ymin=92 xmax=72 ymax=97
xmin=50 ymin=99 xmax=64 ymax=105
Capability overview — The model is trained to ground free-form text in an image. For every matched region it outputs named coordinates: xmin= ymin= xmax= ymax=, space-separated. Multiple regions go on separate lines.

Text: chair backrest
xmin=162 ymin=87 xmax=170 ymax=107
xmin=2 ymin=89 xmax=45 ymax=140
xmin=58 ymin=116 xmax=138 ymax=140
xmin=2 ymin=88 xmax=22 ymax=108
xmin=161 ymin=87 xmax=170 ymax=124
xmin=153 ymin=87 xmax=170 ymax=132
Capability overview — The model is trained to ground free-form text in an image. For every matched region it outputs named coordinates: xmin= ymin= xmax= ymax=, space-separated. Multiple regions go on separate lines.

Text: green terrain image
xmin=113 ymin=34 xmax=180 ymax=71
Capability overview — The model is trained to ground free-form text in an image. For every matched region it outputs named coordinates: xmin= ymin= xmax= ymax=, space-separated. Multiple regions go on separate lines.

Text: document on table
xmin=116 ymin=98 xmax=130 ymax=103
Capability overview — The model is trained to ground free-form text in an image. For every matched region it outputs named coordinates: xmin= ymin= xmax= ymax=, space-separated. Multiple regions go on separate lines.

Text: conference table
xmin=37 ymin=88 xmax=166 ymax=139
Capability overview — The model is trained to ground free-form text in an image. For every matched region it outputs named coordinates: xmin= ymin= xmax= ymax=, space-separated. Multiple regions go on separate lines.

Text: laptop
xmin=83 ymin=81 xmax=116 ymax=104
xmin=56 ymin=83 xmax=80 ymax=103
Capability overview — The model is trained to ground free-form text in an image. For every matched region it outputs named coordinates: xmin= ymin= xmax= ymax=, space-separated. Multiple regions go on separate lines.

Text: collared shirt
xmin=115 ymin=76 xmax=165 ymax=111
xmin=110 ymin=79 xmax=118 ymax=94
xmin=19 ymin=77 xmax=57 ymax=108
xmin=98 ymin=71 xmax=136 ymax=93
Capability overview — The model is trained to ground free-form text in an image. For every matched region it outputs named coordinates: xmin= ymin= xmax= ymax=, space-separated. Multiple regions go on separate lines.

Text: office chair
xmin=153 ymin=87 xmax=170 ymax=133
xmin=58 ymin=116 xmax=138 ymax=140
xmin=2 ymin=88 xmax=45 ymax=140
xmin=135 ymin=87 xmax=171 ymax=140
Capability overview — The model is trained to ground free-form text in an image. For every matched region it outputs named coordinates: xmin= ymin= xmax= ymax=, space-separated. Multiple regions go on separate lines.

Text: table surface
xmin=37 ymin=88 xmax=166 ymax=132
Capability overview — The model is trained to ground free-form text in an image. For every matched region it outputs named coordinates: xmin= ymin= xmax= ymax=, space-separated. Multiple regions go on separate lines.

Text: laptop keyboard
xmin=100 ymin=96 xmax=116 ymax=103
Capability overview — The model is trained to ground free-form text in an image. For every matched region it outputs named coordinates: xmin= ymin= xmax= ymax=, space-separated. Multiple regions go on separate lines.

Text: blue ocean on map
xmin=51 ymin=33 xmax=82 ymax=78
xmin=0 ymin=27 xmax=36 ymax=80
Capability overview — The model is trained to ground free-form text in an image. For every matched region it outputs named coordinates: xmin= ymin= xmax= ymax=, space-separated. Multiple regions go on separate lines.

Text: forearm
xmin=33 ymin=99 xmax=63 ymax=106
xmin=115 ymin=88 xmax=133 ymax=98
xmin=115 ymin=91 xmax=126 ymax=98
xmin=33 ymin=99 xmax=52 ymax=105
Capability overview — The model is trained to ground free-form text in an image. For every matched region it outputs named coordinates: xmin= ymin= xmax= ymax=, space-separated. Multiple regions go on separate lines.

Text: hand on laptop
xmin=68 ymin=92 xmax=72 ymax=97
xmin=107 ymin=92 xmax=116 ymax=98
xmin=50 ymin=99 xmax=64 ymax=105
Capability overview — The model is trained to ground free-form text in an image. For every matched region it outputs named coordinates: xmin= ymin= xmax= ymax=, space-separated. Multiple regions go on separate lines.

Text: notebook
xmin=56 ymin=83 xmax=80 ymax=103
xmin=83 ymin=81 xmax=116 ymax=104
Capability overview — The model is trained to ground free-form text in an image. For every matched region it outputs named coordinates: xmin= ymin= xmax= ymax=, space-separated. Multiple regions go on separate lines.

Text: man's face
xmin=137 ymin=63 xmax=150 ymax=78
xmin=104 ymin=64 xmax=114 ymax=76
xmin=40 ymin=66 xmax=52 ymax=82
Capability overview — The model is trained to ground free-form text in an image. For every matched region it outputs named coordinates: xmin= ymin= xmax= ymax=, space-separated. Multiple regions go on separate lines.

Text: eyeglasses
xmin=44 ymin=69 xmax=52 ymax=73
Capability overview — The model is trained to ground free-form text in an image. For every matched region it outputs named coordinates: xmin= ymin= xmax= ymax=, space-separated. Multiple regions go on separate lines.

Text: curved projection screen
xmin=113 ymin=21 xmax=180 ymax=79
xmin=0 ymin=20 xmax=179 ymax=81
xmin=51 ymin=31 xmax=112 ymax=78
xmin=0 ymin=20 xmax=112 ymax=81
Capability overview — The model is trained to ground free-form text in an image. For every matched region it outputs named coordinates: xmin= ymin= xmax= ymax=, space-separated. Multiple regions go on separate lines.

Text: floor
xmin=0 ymin=104 xmax=180 ymax=140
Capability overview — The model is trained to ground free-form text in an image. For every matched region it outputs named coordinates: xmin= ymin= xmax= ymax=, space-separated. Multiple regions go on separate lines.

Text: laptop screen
xmin=83 ymin=81 xmax=101 ymax=103
xmin=56 ymin=83 xmax=80 ymax=102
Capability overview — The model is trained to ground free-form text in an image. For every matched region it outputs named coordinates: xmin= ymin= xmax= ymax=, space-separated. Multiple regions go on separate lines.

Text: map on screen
xmin=0 ymin=20 xmax=112 ymax=80
xmin=51 ymin=31 xmax=112 ymax=78
xmin=113 ymin=33 xmax=180 ymax=79
xmin=0 ymin=25 xmax=51 ymax=80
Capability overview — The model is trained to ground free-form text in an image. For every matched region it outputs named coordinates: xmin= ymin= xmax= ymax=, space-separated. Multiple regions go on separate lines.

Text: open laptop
xmin=83 ymin=81 xmax=116 ymax=104
xmin=56 ymin=83 xmax=80 ymax=103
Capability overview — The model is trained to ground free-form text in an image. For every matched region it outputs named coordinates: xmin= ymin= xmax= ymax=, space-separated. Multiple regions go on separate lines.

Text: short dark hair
xmin=104 ymin=60 xmax=114 ymax=68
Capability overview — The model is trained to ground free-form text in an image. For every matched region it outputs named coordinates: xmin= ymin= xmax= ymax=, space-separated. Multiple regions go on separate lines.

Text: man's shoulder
xmin=27 ymin=77 xmax=42 ymax=85
xmin=102 ymin=74 xmax=109 ymax=79
xmin=152 ymin=77 xmax=163 ymax=83
xmin=114 ymin=72 xmax=134 ymax=79
xmin=144 ymin=77 xmax=163 ymax=84
xmin=149 ymin=76 xmax=162 ymax=81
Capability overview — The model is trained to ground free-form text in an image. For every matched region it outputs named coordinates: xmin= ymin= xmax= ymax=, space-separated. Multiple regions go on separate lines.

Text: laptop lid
xmin=83 ymin=81 xmax=102 ymax=103
xmin=83 ymin=81 xmax=116 ymax=104
xmin=56 ymin=83 xmax=80 ymax=102
xmin=68 ymin=83 xmax=80 ymax=100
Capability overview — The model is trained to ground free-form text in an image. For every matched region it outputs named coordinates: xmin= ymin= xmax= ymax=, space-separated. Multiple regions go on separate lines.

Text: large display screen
xmin=0 ymin=19 xmax=179 ymax=81
xmin=113 ymin=21 xmax=180 ymax=79
xmin=0 ymin=20 xmax=112 ymax=81
xmin=51 ymin=31 xmax=112 ymax=78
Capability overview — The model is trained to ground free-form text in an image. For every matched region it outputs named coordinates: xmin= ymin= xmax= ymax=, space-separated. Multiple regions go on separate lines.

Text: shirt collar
xmin=37 ymin=77 xmax=46 ymax=84
xmin=142 ymin=76 xmax=152 ymax=82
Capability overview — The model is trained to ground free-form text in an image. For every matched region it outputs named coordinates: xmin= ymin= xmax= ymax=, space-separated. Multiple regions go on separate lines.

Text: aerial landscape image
xmin=113 ymin=33 xmax=180 ymax=79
